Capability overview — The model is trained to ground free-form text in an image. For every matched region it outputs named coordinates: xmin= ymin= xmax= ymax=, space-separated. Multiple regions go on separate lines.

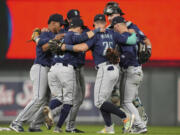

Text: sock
xmin=49 ymin=99 xmax=62 ymax=110
xmin=57 ymin=104 xmax=72 ymax=128
xmin=100 ymin=109 xmax=112 ymax=127
xmin=100 ymin=101 xmax=126 ymax=119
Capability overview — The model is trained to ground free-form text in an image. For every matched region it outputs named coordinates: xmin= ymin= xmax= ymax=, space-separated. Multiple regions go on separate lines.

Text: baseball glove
xmin=138 ymin=42 xmax=151 ymax=64
xmin=31 ymin=28 xmax=41 ymax=42
xmin=48 ymin=39 xmax=64 ymax=55
xmin=106 ymin=48 xmax=120 ymax=64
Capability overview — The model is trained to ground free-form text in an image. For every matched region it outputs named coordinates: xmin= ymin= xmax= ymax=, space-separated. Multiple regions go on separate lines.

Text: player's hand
xmin=54 ymin=33 xmax=65 ymax=40
xmin=128 ymin=29 xmax=136 ymax=34
xmin=41 ymin=27 xmax=49 ymax=32
xmin=60 ymin=44 xmax=66 ymax=51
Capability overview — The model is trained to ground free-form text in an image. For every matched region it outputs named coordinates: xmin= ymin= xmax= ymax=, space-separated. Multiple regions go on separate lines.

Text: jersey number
xmin=102 ymin=41 xmax=113 ymax=56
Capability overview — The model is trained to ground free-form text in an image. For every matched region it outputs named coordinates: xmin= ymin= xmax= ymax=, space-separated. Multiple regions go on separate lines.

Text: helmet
xmin=104 ymin=1 xmax=125 ymax=16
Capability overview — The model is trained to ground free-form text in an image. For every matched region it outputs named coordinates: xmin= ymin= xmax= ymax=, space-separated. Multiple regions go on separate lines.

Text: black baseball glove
xmin=138 ymin=42 xmax=151 ymax=64
xmin=48 ymin=39 xmax=64 ymax=55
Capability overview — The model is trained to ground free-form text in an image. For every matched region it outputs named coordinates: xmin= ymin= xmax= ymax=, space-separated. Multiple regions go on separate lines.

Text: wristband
xmin=65 ymin=45 xmax=73 ymax=51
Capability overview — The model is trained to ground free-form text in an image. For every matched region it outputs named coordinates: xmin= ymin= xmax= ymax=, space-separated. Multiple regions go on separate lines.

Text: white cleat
xmin=130 ymin=127 xmax=147 ymax=134
xmin=53 ymin=126 xmax=63 ymax=133
xmin=97 ymin=124 xmax=115 ymax=134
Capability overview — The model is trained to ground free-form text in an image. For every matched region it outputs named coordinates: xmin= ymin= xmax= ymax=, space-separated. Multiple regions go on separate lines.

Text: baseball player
xmin=60 ymin=14 xmax=138 ymax=133
xmin=104 ymin=1 xmax=152 ymax=134
xmin=28 ymin=30 xmax=65 ymax=132
xmin=64 ymin=10 xmax=89 ymax=133
xmin=9 ymin=13 xmax=65 ymax=132
xmin=40 ymin=9 xmax=90 ymax=133
xmin=104 ymin=1 xmax=151 ymax=125
xmin=112 ymin=16 xmax=150 ymax=134
xmin=44 ymin=17 xmax=102 ymax=133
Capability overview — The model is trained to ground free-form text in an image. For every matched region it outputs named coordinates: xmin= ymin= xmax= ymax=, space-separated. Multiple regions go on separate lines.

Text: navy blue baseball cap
xmin=48 ymin=13 xmax=65 ymax=25
xmin=94 ymin=14 xmax=106 ymax=22
xmin=111 ymin=16 xmax=125 ymax=27
xmin=67 ymin=9 xmax=80 ymax=19
xmin=69 ymin=17 xmax=84 ymax=28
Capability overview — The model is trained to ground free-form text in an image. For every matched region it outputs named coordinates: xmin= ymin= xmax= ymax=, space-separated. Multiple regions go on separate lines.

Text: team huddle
xmin=9 ymin=1 xmax=152 ymax=134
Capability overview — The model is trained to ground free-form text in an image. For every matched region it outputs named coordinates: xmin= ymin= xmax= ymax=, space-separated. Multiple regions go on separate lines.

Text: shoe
xmin=130 ymin=127 xmax=147 ymax=134
xmin=54 ymin=126 xmax=63 ymax=133
xmin=43 ymin=106 xmax=54 ymax=128
xmin=97 ymin=124 xmax=115 ymax=134
xmin=123 ymin=114 xmax=135 ymax=133
xmin=45 ymin=122 xmax=52 ymax=130
xmin=9 ymin=123 xmax=24 ymax=132
xmin=28 ymin=127 xmax=42 ymax=132
xmin=66 ymin=128 xmax=85 ymax=133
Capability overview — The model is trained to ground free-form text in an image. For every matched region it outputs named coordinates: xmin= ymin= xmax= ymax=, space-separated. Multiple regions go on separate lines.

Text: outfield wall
xmin=0 ymin=64 xmax=179 ymax=126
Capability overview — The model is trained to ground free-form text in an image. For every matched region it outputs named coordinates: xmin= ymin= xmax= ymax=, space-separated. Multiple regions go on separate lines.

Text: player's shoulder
xmin=126 ymin=20 xmax=145 ymax=36
xmin=83 ymin=26 xmax=90 ymax=32
xmin=39 ymin=31 xmax=53 ymax=38
xmin=126 ymin=20 xmax=141 ymax=30
xmin=65 ymin=31 xmax=74 ymax=37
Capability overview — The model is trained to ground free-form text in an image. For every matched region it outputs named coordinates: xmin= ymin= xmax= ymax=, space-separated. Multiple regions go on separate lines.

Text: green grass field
xmin=0 ymin=124 xmax=180 ymax=135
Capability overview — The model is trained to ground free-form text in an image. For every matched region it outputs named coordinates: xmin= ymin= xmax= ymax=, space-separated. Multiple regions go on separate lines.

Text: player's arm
xmin=38 ymin=32 xmax=55 ymax=52
xmin=38 ymin=32 xmax=65 ymax=52
xmin=62 ymin=43 xmax=89 ymax=52
xmin=129 ymin=23 xmax=152 ymax=48
xmin=71 ymin=28 xmax=102 ymax=43
xmin=61 ymin=36 xmax=95 ymax=52
xmin=144 ymin=38 xmax=152 ymax=48
xmin=130 ymin=23 xmax=152 ymax=61
xmin=114 ymin=32 xmax=137 ymax=45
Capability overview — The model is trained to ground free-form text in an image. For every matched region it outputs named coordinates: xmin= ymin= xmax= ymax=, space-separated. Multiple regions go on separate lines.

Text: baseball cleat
xmin=54 ymin=126 xmax=63 ymax=133
xmin=28 ymin=127 xmax=42 ymax=132
xmin=43 ymin=106 xmax=54 ymax=129
xmin=66 ymin=128 xmax=85 ymax=133
xmin=97 ymin=124 xmax=115 ymax=134
xmin=9 ymin=123 xmax=24 ymax=132
xmin=130 ymin=127 xmax=147 ymax=134
xmin=123 ymin=114 xmax=135 ymax=133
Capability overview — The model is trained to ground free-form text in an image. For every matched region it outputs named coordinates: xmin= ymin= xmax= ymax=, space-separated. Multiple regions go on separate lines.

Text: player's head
xmin=67 ymin=9 xmax=81 ymax=23
xmin=111 ymin=16 xmax=127 ymax=33
xmin=48 ymin=13 xmax=64 ymax=33
xmin=104 ymin=1 xmax=125 ymax=24
xmin=69 ymin=17 xmax=84 ymax=34
xmin=93 ymin=14 xmax=106 ymax=29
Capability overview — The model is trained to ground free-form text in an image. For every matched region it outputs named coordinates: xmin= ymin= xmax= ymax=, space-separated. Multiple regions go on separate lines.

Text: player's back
xmin=54 ymin=31 xmax=81 ymax=68
xmin=86 ymin=29 xmax=116 ymax=66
